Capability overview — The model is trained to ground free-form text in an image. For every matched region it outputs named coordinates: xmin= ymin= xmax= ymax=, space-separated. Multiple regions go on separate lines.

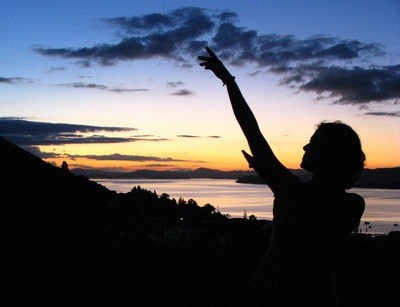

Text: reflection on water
xmin=96 ymin=179 xmax=400 ymax=233
xmin=97 ymin=178 xmax=274 ymax=219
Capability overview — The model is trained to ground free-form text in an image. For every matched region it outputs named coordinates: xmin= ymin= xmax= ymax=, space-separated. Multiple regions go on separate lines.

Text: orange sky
xmin=2 ymin=2 xmax=399 ymax=172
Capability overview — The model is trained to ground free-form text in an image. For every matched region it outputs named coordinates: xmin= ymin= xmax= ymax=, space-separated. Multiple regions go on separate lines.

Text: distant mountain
xmin=72 ymin=166 xmax=256 ymax=179
xmin=236 ymin=168 xmax=400 ymax=189
xmin=72 ymin=165 xmax=400 ymax=189
xmin=355 ymin=168 xmax=400 ymax=189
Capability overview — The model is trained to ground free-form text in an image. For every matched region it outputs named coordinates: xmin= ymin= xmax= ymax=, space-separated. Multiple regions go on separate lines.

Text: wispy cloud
xmin=364 ymin=111 xmax=400 ymax=117
xmin=177 ymin=134 xmax=201 ymax=138
xmin=34 ymin=7 xmax=399 ymax=105
xmin=0 ymin=77 xmax=28 ymax=84
xmin=166 ymin=81 xmax=184 ymax=88
xmin=23 ymin=146 xmax=205 ymax=164
xmin=0 ymin=118 xmax=156 ymax=146
xmin=144 ymin=163 xmax=178 ymax=167
xmin=71 ymin=153 xmax=201 ymax=163
xmin=23 ymin=146 xmax=64 ymax=159
xmin=177 ymin=134 xmax=221 ymax=138
xmin=206 ymin=135 xmax=221 ymax=138
xmin=170 ymin=89 xmax=194 ymax=96
xmin=60 ymin=82 xmax=149 ymax=93
xmin=46 ymin=66 xmax=66 ymax=73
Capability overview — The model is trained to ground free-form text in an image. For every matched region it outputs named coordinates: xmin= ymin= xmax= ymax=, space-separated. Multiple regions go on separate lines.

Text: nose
xmin=303 ymin=143 xmax=310 ymax=151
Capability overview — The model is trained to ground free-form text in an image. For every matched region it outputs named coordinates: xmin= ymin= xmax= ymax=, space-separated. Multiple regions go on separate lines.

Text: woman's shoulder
xmin=345 ymin=192 xmax=365 ymax=206
xmin=344 ymin=192 xmax=365 ymax=218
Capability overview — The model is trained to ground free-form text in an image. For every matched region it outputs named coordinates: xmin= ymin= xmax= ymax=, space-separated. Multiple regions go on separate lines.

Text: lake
xmin=95 ymin=178 xmax=400 ymax=234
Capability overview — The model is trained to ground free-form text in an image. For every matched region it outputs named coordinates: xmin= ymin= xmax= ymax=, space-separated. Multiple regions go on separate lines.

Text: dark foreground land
xmin=1 ymin=136 xmax=400 ymax=305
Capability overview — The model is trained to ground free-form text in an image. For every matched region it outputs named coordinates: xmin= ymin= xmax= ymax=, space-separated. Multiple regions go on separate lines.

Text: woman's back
xmin=265 ymin=181 xmax=365 ymax=305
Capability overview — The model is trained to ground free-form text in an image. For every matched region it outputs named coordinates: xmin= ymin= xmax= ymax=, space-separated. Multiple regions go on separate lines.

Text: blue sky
xmin=1 ymin=0 xmax=399 ymax=171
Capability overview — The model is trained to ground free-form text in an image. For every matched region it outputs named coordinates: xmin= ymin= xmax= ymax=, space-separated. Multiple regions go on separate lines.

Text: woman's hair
xmin=314 ymin=121 xmax=366 ymax=189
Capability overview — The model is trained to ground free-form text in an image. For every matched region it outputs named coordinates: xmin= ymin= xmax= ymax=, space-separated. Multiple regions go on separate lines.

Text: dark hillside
xmin=0 ymin=136 xmax=237 ymax=304
xmin=1 ymin=136 xmax=399 ymax=305
xmin=1 ymin=137 xmax=118 ymax=303
xmin=0 ymin=136 xmax=115 ymax=203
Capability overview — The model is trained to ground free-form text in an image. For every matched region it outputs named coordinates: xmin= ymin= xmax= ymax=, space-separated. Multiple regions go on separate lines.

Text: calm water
xmin=96 ymin=179 xmax=400 ymax=234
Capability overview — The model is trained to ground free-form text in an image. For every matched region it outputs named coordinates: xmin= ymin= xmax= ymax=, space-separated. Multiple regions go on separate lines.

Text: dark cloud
xmin=23 ymin=146 xmax=64 ymax=159
xmin=110 ymin=87 xmax=149 ymax=93
xmin=216 ymin=12 xmax=238 ymax=22
xmin=177 ymin=134 xmax=221 ymax=139
xmin=0 ymin=118 xmax=142 ymax=146
xmin=64 ymin=82 xmax=107 ymax=90
xmin=294 ymin=64 xmax=400 ymax=104
xmin=77 ymin=75 xmax=93 ymax=79
xmin=248 ymin=70 xmax=264 ymax=77
xmin=105 ymin=13 xmax=174 ymax=32
xmin=177 ymin=134 xmax=201 ymax=138
xmin=144 ymin=164 xmax=178 ymax=167
xmin=36 ymin=7 xmax=215 ymax=67
xmin=206 ymin=135 xmax=221 ymax=138
xmin=170 ymin=89 xmax=194 ymax=96
xmin=166 ymin=81 xmax=184 ymax=88
xmin=46 ymin=67 xmax=66 ymax=73
xmin=20 ymin=146 xmax=191 ymax=165
xmin=35 ymin=6 xmax=399 ymax=104
xmin=72 ymin=153 xmax=194 ymax=162
xmin=60 ymin=82 xmax=149 ymax=93
xmin=71 ymin=165 xmax=127 ymax=172
xmin=12 ymin=135 xmax=166 ymax=146
xmin=0 ymin=118 xmax=135 ymax=134
xmin=364 ymin=111 xmax=400 ymax=117
xmin=0 ymin=77 xmax=26 ymax=84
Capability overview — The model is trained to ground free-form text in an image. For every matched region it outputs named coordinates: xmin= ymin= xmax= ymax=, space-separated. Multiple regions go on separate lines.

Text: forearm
xmin=198 ymin=47 xmax=293 ymax=192
xmin=225 ymin=80 xmax=259 ymax=134
xmin=225 ymin=79 xmax=274 ymax=160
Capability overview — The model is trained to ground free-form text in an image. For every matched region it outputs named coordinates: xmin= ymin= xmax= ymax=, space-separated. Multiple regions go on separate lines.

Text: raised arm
xmin=198 ymin=47 xmax=295 ymax=193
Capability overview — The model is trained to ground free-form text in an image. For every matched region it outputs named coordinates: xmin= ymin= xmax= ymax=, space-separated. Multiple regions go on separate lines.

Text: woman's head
xmin=301 ymin=121 xmax=366 ymax=189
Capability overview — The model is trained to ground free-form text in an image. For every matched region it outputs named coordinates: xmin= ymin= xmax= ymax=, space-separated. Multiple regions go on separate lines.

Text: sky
xmin=1 ymin=0 xmax=399 ymax=172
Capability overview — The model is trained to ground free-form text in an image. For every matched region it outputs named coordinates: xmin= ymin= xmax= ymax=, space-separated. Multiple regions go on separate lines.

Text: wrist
xmin=222 ymin=75 xmax=235 ymax=86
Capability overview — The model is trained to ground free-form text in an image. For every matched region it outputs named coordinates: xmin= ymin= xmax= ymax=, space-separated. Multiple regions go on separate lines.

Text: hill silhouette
xmin=0 ymin=136 xmax=228 ymax=303
xmin=1 ymin=136 xmax=117 ymax=206
xmin=1 ymin=136 xmax=399 ymax=304
xmin=71 ymin=166 xmax=255 ymax=179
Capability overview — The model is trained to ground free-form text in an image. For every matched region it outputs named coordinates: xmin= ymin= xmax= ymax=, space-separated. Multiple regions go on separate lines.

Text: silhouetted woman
xmin=199 ymin=47 xmax=365 ymax=306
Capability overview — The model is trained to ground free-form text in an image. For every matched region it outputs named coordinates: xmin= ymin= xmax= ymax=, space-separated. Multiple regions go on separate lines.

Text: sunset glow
xmin=1 ymin=1 xmax=399 ymax=172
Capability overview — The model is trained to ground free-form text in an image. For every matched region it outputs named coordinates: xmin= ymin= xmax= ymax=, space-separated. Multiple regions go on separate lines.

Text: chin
xmin=301 ymin=160 xmax=312 ymax=172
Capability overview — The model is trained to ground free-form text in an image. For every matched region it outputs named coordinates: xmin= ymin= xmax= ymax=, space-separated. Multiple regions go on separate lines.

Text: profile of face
xmin=300 ymin=126 xmax=343 ymax=174
xmin=300 ymin=132 xmax=320 ymax=173
xmin=300 ymin=122 xmax=365 ymax=189
xmin=300 ymin=143 xmax=312 ymax=172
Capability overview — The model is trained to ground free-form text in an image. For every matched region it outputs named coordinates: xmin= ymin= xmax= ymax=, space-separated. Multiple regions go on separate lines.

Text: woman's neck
xmin=310 ymin=173 xmax=345 ymax=193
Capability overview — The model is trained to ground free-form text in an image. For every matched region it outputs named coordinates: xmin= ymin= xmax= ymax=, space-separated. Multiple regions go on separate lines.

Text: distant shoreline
xmin=72 ymin=167 xmax=400 ymax=189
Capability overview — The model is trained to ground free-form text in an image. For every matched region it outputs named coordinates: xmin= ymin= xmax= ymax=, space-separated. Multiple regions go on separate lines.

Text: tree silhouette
xmin=61 ymin=161 xmax=69 ymax=171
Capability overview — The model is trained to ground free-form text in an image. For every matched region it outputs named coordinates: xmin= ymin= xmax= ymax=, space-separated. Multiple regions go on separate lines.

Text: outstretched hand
xmin=198 ymin=47 xmax=235 ymax=84
xmin=242 ymin=150 xmax=255 ymax=169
